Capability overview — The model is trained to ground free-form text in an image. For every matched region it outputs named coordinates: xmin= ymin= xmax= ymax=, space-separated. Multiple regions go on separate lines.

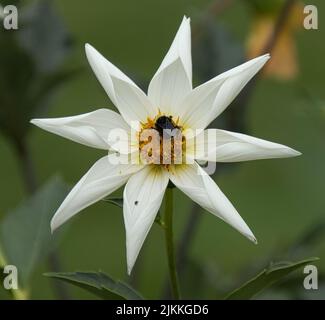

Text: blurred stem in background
xmin=164 ymin=188 xmax=181 ymax=300
xmin=247 ymin=0 xmax=303 ymax=80
xmin=13 ymin=139 xmax=38 ymax=194
xmin=163 ymin=0 xmax=298 ymax=298
xmin=261 ymin=0 xmax=297 ymax=54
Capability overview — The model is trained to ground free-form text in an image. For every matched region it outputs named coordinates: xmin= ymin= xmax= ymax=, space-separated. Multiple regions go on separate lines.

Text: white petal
xmin=110 ymin=76 xmax=156 ymax=124
xmin=51 ymin=154 xmax=142 ymax=232
xmin=192 ymin=129 xmax=301 ymax=162
xmin=31 ymin=109 xmax=130 ymax=150
xmin=148 ymin=16 xmax=192 ymax=115
xmin=123 ymin=165 xmax=169 ymax=274
xmin=179 ymin=54 xmax=270 ymax=129
xmin=85 ymin=44 xmax=157 ymax=123
xmin=170 ymin=163 xmax=256 ymax=243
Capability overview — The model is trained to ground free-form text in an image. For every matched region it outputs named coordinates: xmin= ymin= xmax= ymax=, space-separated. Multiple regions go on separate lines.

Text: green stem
xmin=164 ymin=188 xmax=181 ymax=299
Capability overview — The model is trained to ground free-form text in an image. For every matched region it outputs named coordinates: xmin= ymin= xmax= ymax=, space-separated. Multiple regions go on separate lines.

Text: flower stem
xmin=164 ymin=188 xmax=181 ymax=300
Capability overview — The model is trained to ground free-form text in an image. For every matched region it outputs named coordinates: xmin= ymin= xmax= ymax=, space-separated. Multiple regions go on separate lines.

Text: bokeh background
xmin=0 ymin=0 xmax=324 ymax=299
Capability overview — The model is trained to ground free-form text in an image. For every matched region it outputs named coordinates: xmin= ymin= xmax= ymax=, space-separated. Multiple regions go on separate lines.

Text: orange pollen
xmin=138 ymin=114 xmax=185 ymax=168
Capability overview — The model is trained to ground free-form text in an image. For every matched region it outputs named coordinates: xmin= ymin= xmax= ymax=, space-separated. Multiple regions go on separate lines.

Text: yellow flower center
xmin=138 ymin=113 xmax=186 ymax=168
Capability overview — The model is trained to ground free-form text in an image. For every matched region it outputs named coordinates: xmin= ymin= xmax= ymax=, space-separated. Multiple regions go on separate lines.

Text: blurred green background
xmin=0 ymin=0 xmax=324 ymax=299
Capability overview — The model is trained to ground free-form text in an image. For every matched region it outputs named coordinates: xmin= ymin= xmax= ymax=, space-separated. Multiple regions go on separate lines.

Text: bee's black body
xmin=155 ymin=116 xmax=178 ymax=137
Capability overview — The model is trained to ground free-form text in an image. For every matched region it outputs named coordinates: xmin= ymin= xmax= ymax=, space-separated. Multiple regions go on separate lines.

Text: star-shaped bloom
xmin=31 ymin=17 xmax=300 ymax=274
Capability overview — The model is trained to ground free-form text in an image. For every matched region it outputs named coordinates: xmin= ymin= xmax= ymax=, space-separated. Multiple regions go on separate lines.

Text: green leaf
xmin=45 ymin=271 xmax=144 ymax=300
xmin=225 ymin=257 xmax=319 ymax=300
xmin=0 ymin=176 xmax=69 ymax=288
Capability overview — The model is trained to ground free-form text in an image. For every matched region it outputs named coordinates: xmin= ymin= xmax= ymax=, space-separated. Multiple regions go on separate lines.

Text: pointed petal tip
xmin=127 ymin=266 xmax=132 ymax=276
xmin=178 ymin=15 xmax=190 ymax=30
xmin=126 ymin=256 xmax=134 ymax=275
xmin=50 ymin=221 xmax=56 ymax=234
xmin=126 ymin=244 xmax=136 ymax=276
xmin=50 ymin=215 xmax=61 ymax=234
xmin=291 ymin=149 xmax=302 ymax=157
xmin=250 ymin=53 xmax=270 ymax=65
xmin=85 ymin=43 xmax=94 ymax=55
xmin=282 ymin=147 xmax=302 ymax=158
xmin=246 ymin=233 xmax=257 ymax=244
xmin=29 ymin=118 xmax=52 ymax=129
xmin=258 ymin=53 xmax=271 ymax=62
xmin=182 ymin=15 xmax=190 ymax=22
xmin=241 ymin=226 xmax=257 ymax=244
xmin=30 ymin=118 xmax=42 ymax=127
xmin=85 ymin=43 xmax=98 ymax=58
